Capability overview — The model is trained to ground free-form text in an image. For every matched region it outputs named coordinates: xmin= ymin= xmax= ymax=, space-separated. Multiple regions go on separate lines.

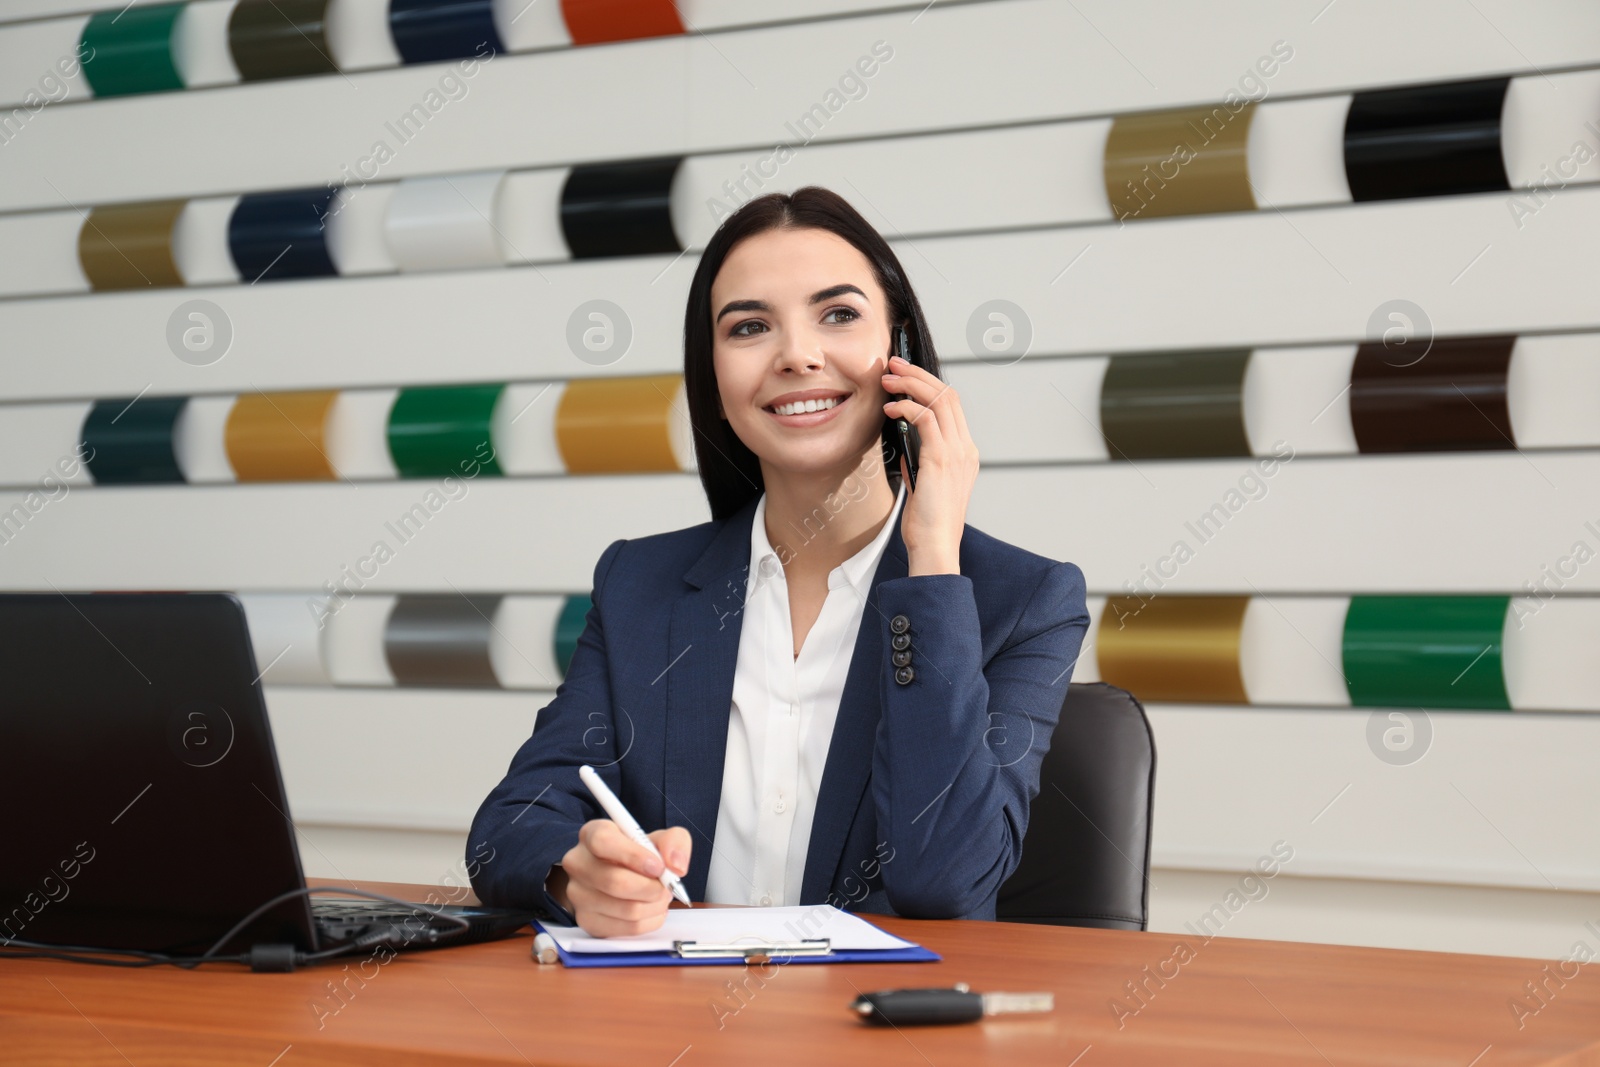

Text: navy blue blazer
xmin=468 ymin=489 xmax=1090 ymax=924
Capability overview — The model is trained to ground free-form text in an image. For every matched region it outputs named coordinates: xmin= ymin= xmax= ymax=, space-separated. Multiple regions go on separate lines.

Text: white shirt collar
xmin=749 ymin=480 xmax=906 ymax=597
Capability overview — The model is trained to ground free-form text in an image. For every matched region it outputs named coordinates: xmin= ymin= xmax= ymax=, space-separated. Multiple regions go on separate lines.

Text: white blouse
xmin=703 ymin=481 xmax=908 ymax=907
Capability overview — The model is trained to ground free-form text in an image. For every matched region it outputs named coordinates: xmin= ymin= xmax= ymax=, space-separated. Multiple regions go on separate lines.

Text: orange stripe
xmin=225 ymin=391 xmax=338 ymax=481
xmin=556 ymin=375 xmax=682 ymax=473
xmin=561 ymin=0 xmax=684 ymax=45
xmin=1097 ymin=596 xmax=1249 ymax=703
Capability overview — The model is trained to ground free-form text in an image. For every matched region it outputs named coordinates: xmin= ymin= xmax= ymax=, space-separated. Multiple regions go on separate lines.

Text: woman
xmin=469 ymin=187 xmax=1089 ymax=936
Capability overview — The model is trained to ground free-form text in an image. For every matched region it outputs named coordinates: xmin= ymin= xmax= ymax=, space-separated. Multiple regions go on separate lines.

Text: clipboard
xmin=531 ymin=904 xmax=942 ymax=968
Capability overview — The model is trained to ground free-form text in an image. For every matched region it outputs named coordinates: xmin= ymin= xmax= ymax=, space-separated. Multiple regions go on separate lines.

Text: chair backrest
xmin=996 ymin=681 xmax=1155 ymax=930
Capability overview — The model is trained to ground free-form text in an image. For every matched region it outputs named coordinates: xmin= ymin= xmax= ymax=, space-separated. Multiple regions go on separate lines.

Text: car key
xmin=851 ymin=983 xmax=1053 ymax=1026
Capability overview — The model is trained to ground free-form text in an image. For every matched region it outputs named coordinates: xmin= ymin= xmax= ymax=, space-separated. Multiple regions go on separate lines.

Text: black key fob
xmin=852 ymin=987 xmax=983 ymax=1026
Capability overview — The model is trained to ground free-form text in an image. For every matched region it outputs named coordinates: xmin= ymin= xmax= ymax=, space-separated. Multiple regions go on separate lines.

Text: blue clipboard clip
xmin=674 ymin=938 xmax=831 ymax=962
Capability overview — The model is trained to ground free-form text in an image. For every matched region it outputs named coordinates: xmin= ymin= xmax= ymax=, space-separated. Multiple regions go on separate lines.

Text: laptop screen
xmin=0 ymin=592 xmax=318 ymax=954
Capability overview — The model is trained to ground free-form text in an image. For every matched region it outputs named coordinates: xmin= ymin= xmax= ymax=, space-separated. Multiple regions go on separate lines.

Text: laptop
xmin=0 ymin=591 xmax=536 ymax=962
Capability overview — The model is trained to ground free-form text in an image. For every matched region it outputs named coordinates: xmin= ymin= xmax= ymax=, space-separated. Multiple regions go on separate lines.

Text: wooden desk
xmin=3 ymin=880 xmax=1597 ymax=1066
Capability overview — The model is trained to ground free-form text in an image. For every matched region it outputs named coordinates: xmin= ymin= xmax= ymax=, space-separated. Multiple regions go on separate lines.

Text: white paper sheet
xmin=540 ymin=905 xmax=917 ymax=954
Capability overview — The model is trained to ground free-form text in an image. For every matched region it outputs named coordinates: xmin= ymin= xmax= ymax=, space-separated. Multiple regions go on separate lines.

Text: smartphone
xmin=884 ymin=324 xmax=922 ymax=492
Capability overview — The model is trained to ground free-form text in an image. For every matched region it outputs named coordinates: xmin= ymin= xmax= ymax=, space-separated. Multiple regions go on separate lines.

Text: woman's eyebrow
xmin=715 ymin=284 xmax=868 ymax=324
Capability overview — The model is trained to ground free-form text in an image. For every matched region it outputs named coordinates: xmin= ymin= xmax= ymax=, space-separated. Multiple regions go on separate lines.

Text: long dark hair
xmin=682 ymin=186 xmax=942 ymax=521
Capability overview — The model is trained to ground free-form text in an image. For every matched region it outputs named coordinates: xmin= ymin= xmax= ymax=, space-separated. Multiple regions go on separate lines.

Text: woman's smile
xmin=763 ymin=391 xmax=851 ymax=427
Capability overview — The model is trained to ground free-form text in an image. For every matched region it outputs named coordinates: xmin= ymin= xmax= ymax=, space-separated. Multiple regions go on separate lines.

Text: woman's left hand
xmin=882 ymin=354 xmax=980 ymax=576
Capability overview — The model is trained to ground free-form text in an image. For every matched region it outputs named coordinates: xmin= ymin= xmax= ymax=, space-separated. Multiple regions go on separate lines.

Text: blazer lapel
xmin=663 ymin=493 xmax=759 ymax=902
xmin=799 ymin=504 xmax=908 ymax=904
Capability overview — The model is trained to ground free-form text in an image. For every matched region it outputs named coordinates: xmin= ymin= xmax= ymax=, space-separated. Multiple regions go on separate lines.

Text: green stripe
xmin=555 ymin=595 xmax=591 ymax=677
xmin=387 ymin=384 xmax=504 ymax=479
xmin=81 ymin=3 xmax=186 ymax=97
xmin=1342 ymin=596 xmax=1511 ymax=710
xmin=1099 ymin=349 xmax=1252 ymax=460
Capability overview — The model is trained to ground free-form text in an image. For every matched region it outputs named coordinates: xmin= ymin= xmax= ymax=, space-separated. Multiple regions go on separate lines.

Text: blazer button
xmin=891 ymin=632 xmax=911 ymax=652
xmin=895 ymin=665 xmax=915 ymax=686
xmin=892 ymin=649 xmax=913 ymax=668
xmin=890 ymin=614 xmax=910 ymax=634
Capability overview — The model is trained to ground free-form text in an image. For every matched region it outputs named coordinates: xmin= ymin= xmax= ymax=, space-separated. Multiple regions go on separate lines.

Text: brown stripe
xmin=1104 ymin=104 xmax=1257 ymax=222
xmin=1349 ymin=335 xmax=1515 ymax=453
xmin=556 ymin=375 xmax=683 ymax=473
xmin=228 ymin=0 xmax=338 ymax=82
xmin=1097 ymin=596 xmax=1249 ymax=703
xmin=225 ymin=391 xmax=338 ymax=481
xmin=79 ymin=200 xmax=186 ymax=290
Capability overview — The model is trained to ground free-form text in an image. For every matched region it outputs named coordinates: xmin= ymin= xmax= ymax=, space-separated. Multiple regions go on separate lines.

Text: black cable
xmin=0 ymin=886 xmax=473 ymax=971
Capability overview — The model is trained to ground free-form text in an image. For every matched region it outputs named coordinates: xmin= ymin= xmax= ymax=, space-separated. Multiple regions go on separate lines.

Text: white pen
xmin=578 ymin=764 xmax=691 ymax=906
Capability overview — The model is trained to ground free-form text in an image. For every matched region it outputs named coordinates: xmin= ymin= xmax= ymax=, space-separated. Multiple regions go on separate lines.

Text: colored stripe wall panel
xmin=388 ymin=0 xmax=503 ymax=64
xmin=1342 ymin=596 xmax=1511 ymax=710
xmin=228 ymin=0 xmax=340 ymax=81
xmin=674 ymin=120 xmax=1115 ymax=251
xmin=387 ymin=384 xmax=504 ymax=478
xmin=1237 ymin=596 xmax=1352 ymax=707
xmin=491 ymin=382 xmax=567 ymax=476
xmin=169 ymin=196 xmax=242 ymax=285
xmin=1242 ymin=345 xmax=1359 ymax=457
xmin=81 ymin=395 xmax=188 ymax=484
xmin=1343 ymin=78 xmax=1511 ymax=202
xmin=1245 ymin=95 xmax=1353 ymax=209
xmin=1146 ymin=704 xmax=1600 ymax=893
xmin=1506 ymin=335 xmax=1600 ymax=449
xmin=1501 ymin=69 xmax=1600 ymax=192
xmin=943 ymin=356 xmax=1110 ymax=465
xmin=1099 ymin=349 xmax=1252 ymax=460
xmin=267 ymin=688 xmax=545 ymax=828
xmin=228 ymin=188 xmax=339 ymax=282
xmin=15 ymin=3 xmax=1600 ymax=216
xmin=78 ymin=200 xmax=186 ymax=290
xmin=323 ymin=594 xmax=397 ymax=685
xmin=171 ymin=394 xmax=237 ymax=483
xmin=11 ymin=457 xmax=1600 ymax=594
xmin=16 ymin=187 xmax=1600 ymax=407
xmin=494 ymin=0 xmax=571 ymax=52
xmin=560 ymin=157 xmax=683 ymax=259
xmin=225 ymin=391 xmax=339 ymax=482
xmin=554 ymin=593 xmax=590 ymax=676
xmin=325 ymin=184 xmax=400 ymax=277
xmin=0 ymin=17 xmax=94 ymax=110
xmin=170 ymin=0 xmax=241 ymax=88
xmin=1349 ymin=335 xmax=1515 ymax=454
xmin=1096 ymin=596 xmax=1249 ymax=704
xmin=0 ymin=402 xmax=93 ymax=488
xmin=326 ymin=388 xmax=400 ymax=479
xmin=560 ymin=0 xmax=684 ymax=46
xmin=487 ymin=595 xmax=565 ymax=688
xmin=1103 ymin=105 xmax=1256 ymax=221
xmin=0 ymin=211 xmax=94 ymax=298
xmin=384 ymin=171 xmax=509 ymax=271
xmin=322 ymin=0 xmax=402 ymax=70
xmin=79 ymin=3 xmax=185 ymax=96
xmin=1503 ymin=598 xmax=1600 ymax=713
xmin=496 ymin=169 xmax=575 ymax=265
xmin=384 ymin=593 xmax=503 ymax=687
xmin=237 ymin=592 xmax=332 ymax=685
xmin=555 ymin=374 xmax=688 ymax=473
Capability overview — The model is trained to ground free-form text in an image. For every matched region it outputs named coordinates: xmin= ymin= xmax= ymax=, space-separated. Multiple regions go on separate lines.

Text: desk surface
xmin=3 ymin=880 xmax=1597 ymax=1066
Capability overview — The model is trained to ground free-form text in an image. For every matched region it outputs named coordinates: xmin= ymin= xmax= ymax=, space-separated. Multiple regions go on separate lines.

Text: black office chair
xmin=996 ymin=682 xmax=1156 ymax=930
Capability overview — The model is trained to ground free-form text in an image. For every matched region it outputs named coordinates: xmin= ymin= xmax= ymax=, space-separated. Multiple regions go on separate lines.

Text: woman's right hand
xmin=550 ymin=819 xmax=691 ymax=938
